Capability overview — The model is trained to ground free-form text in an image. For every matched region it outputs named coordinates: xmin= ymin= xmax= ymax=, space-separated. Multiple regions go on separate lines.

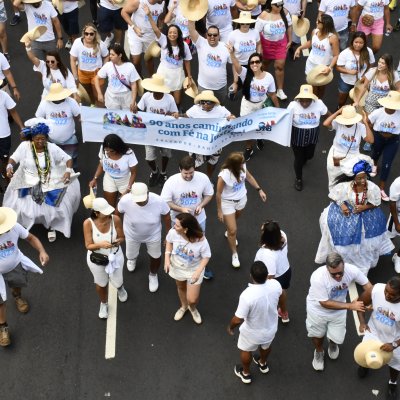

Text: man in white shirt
xmin=0 ymin=207 xmax=49 ymax=347
xmin=206 ymin=0 xmax=237 ymax=43
xmin=306 ymin=252 xmax=371 ymax=371
xmin=228 ymin=261 xmax=282 ymax=384
xmin=388 ymin=176 xmax=400 ymax=272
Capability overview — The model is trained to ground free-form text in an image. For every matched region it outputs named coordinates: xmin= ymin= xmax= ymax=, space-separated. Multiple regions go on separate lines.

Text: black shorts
xmin=58 ymin=8 xmax=80 ymax=36
xmin=98 ymin=6 xmax=127 ymax=33
xmin=276 ymin=267 xmax=292 ymax=290
xmin=0 ymin=135 xmax=11 ymax=159
xmin=0 ymin=265 xmax=28 ymax=303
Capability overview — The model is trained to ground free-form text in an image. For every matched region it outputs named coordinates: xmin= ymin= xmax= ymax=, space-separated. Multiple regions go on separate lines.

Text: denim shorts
xmin=338 ymin=75 xmax=354 ymax=94
xmin=0 ymin=2 xmax=7 ymax=24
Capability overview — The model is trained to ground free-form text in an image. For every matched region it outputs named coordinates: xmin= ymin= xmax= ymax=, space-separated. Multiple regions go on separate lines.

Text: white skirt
xmin=157 ymin=63 xmax=185 ymax=92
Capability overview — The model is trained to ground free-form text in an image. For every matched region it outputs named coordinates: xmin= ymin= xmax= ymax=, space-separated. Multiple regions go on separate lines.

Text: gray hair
xmin=326 ymin=253 xmax=344 ymax=268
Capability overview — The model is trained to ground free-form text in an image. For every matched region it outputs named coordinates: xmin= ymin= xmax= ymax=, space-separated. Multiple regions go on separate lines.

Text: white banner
xmin=81 ymin=106 xmax=292 ymax=155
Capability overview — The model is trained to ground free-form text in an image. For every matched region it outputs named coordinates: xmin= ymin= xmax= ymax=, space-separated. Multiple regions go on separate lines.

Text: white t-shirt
xmin=35 ymin=98 xmax=80 ymax=143
xmin=97 ymin=61 xmax=140 ymax=94
xmin=0 ymin=223 xmax=29 ymax=274
xmin=206 ymin=0 xmax=235 ymax=30
xmin=238 ymin=68 xmax=276 ymax=103
xmin=337 ymin=47 xmax=375 ymax=85
xmin=308 ymin=30 xmax=334 ymax=67
xmin=0 ymin=91 xmax=16 ymax=138
xmin=186 ymin=104 xmax=231 ymax=118
xmin=99 ymin=0 xmax=121 ymax=11
xmin=319 ymin=0 xmax=356 ymax=32
xmin=161 ymin=171 xmax=214 ymax=224
xmin=235 ymin=280 xmax=282 ymax=343
xmin=287 ymin=99 xmax=328 ymax=129
xmin=332 ymin=120 xmax=366 ymax=154
xmin=131 ymin=0 xmax=165 ymax=37
xmin=157 ymin=33 xmax=192 ymax=70
xmin=284 ymin=0 xmax=302 ymax=16
xmin=369 ymin=108 xmax=400 ymax=135
xmin=0 ymin=52 xmax=10 ymax=80
xmin=117 ymin=192 xmax=170 ymax=242
xmin=359 ymin=0 xmax=389 ymax=20
xmin=99 ymin=146 xmax=138 ymax=178
xmin=389 ymin=177 xmax=400 ymax=212
xmin=256 ymin=14 xmax=292 ymax=42
xmin=70 ymin=39 xmax=109 ymax=71
xmin=365 ymin=68 xmax=400 ymax=96
xmin=219 ymin=164 xmax=247 ymax=200
xmin=254 ymin=231 xmax=290 ymax=278
xmin=195 ymin=36 xmax=230 ymax=90
xmin=227 ymin=29 xmax=259 ymax=65
xmin=306 ymin=263 xmax=368 ymax=317
xmin=63 ymin=0 xmax=78 ymax=13
xmin=25 ymin=2 xmax=57 ymax=42
xmin=169 ymin=1 xmax=189 ymax=38
xmin=166 ymin=228 xmax=211 ymax=265
xmin=137 ymin=92 xmax=178 ymax=115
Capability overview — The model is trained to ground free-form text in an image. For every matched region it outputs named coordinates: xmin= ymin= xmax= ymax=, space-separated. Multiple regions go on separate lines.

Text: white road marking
xmin=349 ymin=282 xmax=364 ymax=336
xmin=105 ymin=284 xmax=118 ymax=359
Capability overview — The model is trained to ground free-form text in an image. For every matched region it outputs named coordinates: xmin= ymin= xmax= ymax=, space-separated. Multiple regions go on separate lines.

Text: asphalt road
xmin=1 ymin=2 xmax=400 ymax=400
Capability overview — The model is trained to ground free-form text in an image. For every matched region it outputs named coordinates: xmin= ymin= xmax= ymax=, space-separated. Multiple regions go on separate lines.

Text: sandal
xmin=48 ymin=230 xmax=56 ymax=242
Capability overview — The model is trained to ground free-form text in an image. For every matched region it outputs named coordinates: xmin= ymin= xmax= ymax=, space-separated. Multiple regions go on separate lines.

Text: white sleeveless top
xmin=89 ymin=217 xmax=117 ymax=256
xmin=308 ymin=29 xmax=334 ymax=66
xmin=131 ymin=0 xmax=165 ymax=37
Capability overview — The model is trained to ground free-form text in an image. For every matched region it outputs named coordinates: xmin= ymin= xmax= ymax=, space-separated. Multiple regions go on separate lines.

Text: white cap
xmin=92 ymin=198 xmax=115 ymax=215
xmin=131 ymin=182 xmax=148 ymax=203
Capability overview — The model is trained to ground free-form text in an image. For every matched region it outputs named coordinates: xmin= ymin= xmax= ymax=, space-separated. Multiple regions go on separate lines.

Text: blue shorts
xmin=98 ymin=6 xmax=127 ymax=33
xmin=338 ymin=75 xmax=354 ymax=94
xmin=58 ymin=7 xmax=80 ymax=36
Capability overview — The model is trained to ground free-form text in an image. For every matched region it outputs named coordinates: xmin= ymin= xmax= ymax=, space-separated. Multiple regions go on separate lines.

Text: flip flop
xmin=48 ymin=230 xmax=56 ymax=242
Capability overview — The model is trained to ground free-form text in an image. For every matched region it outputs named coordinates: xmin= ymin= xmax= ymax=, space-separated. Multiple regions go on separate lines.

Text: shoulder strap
xmin=112 ymin=63 xmax=132 ymax=91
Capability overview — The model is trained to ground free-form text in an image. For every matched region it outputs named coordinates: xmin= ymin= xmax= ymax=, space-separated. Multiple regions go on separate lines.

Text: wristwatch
xmin=392 ymin=341 xmax=398 ymax=348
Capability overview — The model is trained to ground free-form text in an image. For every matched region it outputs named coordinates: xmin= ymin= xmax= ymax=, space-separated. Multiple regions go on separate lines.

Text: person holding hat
xmin=83 ymin=197 xmax=127 ymax=319
xmin=315 ymin=157 xmax=394 ymax=274
xmin=287 ymin=84 xmax=329 ymax=191
xmin=118 ymin=182 xmax=171 ymax=293
xmin=306 ymin=252 xmax=371 ymax=371
xmin=164 ymin=1 xmax=192 ymax=53
xmin=205 ymin=0 xmax=237 ymax=43
xmin=137 ymin=73 xmax=178 ymax=187
xmin=0 ymin=207 xmax=49 ymax=346
xmin=365 ymin=91 xmax=400 ymax=201
xmin=323 ymin=105 xmax=374 ymax=190
xmin=284 ymin=0 xmax=307 ymax=49
xmin=35 ymin=82 xmax=80 ymax=167
xmin=237 ymin=0 xmax=264 ymax=18
xmin=4 ymin=121 xmax=80 ymax=242
xmin=357 ymin=277 xmax=400 ymax=399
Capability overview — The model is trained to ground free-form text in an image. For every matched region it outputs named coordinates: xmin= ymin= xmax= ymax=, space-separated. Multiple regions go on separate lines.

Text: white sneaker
xmin=127 ymin=259 xmax=136 ymax=272
xmin=103 ymin=32 xmax=114 ymax=48
xmin=174 ymin=307 xmax=188 ymax=321
xmin=117 ymin=286 xmax=128 ymax=302
xmin=393 ymin=254 xmax=400 ymax=273
xmin=65 ymin=39 xmax=72 ymax=50
xmin=149 ymin=273 xmax=159 ymax=292
xmin=224 ymin=231 xmax=238 ymax=246
xmin=277 ymin=89 xmax=287 ymax=100
xmin=312 ymin=350 xmax=324 ymax=371
xmin=328 ymin=342 xmax=339 ymax=360
xmin=232 ymin=253 xmax=240 ymax=268
xmin=98 ymin=302 xmax=108 ymax=319
xmin=189 ymin=307 xmax=202 ymax=324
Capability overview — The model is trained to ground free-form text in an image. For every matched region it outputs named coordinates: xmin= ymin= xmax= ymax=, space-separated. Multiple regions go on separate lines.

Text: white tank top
xmin=132 ymin=0 xmax=165 ymax=36
xmin=89 ymin=217 xmax=117 ymax=256
xmin=308 ymin=29 xmax=334 ymax=66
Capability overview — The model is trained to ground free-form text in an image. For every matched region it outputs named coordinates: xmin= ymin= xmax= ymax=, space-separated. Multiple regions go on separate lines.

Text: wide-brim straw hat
xmin=349 ymin=80 xmax=368 ymax=107
xmin=245 ymin=0 xmax=259 ymax=10
xmin=144 ymin=41 xmax=161 ymax=62
xmin=334 ymin=105 xmax=363 ymax=125
xmin=291 ymin=15 xmax=310 ymax=37
xmin=194 ymin=90 xmax=220 ymax=105
xmin=232 ymin=11 xmax=255 ymax=24
xmin=52 ymin=0 xmax=63 ymax=14
xmin=306 ymin=64 xmax=334 ymax=87
xmin=83 ymin=187 xmax=96 ymax=209
xmin=354 ymin=340 xmax=393 ymax=369
xmin=378 ymin=90 xmax=400 ymax=110
xmin=0 ymin=207 xmax=17 ymax=234
xmin=295 ymin=84 xmax=317 ymax=100
xmin=183 ymin=77 xmax=198 ymax=98
xmin=20 ymin=25 xmax=47 ymax=44
xmin=179 ymin=0 xmax=208 ymax=21
xmin=45 ymin=83 xmax=73 ymax=101
xmin=141 ymin=74 xmax=171 ymax=94
xmin=77 ymin=84 xmax=91 ymax=105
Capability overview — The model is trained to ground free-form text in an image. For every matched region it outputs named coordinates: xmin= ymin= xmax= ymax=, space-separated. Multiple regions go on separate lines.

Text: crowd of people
xmin=0 ymin=0 xmax=400 ymax=397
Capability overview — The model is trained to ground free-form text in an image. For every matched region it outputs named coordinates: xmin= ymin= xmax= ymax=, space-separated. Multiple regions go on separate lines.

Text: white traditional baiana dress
xmin=3 ymin=141 xmax=80 ymax=238
xmin=315 ymin=180 xmax=394 ymax=275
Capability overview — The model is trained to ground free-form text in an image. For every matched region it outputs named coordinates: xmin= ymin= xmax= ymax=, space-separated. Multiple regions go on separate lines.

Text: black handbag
xmin=90 ymin=216 xmax=118 ymax=266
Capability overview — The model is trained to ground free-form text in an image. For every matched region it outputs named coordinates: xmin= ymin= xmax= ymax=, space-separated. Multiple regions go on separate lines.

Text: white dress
xmin=3 ymin=141 xmax=81 ymax=238
xmin=315 ymin=181 xmax=394 ymax=275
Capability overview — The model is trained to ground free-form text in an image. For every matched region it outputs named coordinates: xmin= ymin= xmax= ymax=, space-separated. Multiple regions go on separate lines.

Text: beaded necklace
xmin=350 ymin=181 xmax=367 ymax=207
xmin=31 ymin=141 xmax=51 ymax=184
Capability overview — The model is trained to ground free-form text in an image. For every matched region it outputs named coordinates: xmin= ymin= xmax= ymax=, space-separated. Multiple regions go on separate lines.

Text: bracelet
xmin=25 ymin=47 xmax=32 ymax=52
xmin=58 ymin=37 xmax=63 ymax=40
xmin=165 ymin=251 xmax=171 ymax=254
xmin=351 ymin=22 xmax=357 ymax=26
xmin=11 ymin=86 xmax=17 ymax=89
xmin=93 ymin=176 xmax=98 ymax=180
xmin=256 ymin=187 xmax=261 ymax=191
xmin=6 ymin=163 xmax=13 ymax=171
xmin=66 ymin=167 xmax=73 ymax=173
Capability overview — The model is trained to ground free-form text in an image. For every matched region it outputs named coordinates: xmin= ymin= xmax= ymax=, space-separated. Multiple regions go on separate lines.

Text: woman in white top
xmin=89 ymin=134 xmax=138 ymax=212
xmin=255 ymin=220 xmax=291 ymax=323
xmin=94 ymin=43 xmax=140 ymax=111
xmin=83 ymin=197 xmax=127 ymax=320
xmin=294 ymin=14 xmax=339 ymax=99
xmin=216 ymin=152 xmax=267 ymax=268
xmin=70 ymin=23 xmax=109 ymax=106
xmin=164 ymin=213 xmax=211 ymax=325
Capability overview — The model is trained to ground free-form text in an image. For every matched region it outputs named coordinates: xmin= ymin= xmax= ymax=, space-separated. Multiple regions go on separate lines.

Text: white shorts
xmin=145 ymin=145 xmax=172 ymax=161
xmin=168 ymin=254 xmax=204 ymax=285
xmin=103 ymin=172 xmax=130 ymax=193
xmin=221 ymin=196 xmax=247 ymax=215
xmin=87 ymin=249 xmax=124 ymax=288
xmin=126 ymin=239 xmax=161 ymax=260
xmin=105 ymin=89 xmax=132 ymax=110
xmin=306 ymin=310 xmax=347 ymax=344
xmin=157 ymin=63 xmax=185 ymax=92
xmin=364 ymin=331 xmax=400 ymax=371
xmin=237 ymin=332 xmax=273 ymax=352
xmin=240 ymin=97 xmax=263 ymax=117
xmin=128 ymin=30 xmax=153 ymax=56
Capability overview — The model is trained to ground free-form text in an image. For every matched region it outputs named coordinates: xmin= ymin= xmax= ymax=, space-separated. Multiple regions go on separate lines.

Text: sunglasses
xmin=207 ymin=33 xmax=219 ymax=37
xmin=250 ymin=59 xmax=261 ymax=65
xmin=329 ymin=271 xmax=344 ymax=278
xmin=46 ymin=60 xmax=56 ymax=64
xmin=200 ymin=100 xmax=214 ymax=105
xmin=84 ymin=31 xmax=95 ymax=36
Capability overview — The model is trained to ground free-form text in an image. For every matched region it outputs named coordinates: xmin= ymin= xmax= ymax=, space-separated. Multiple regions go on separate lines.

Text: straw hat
xmin=378 ymin=90 xmax=400 ymax=110
xmin=291 ymin=15 xmax=310 ymax=37
xmin=144 ymin=41 xmax=161 ymax=62
xmin=354 ymin=340 xmax=393 ymax=369
xmin=77 ymin=84 xmax=91 ymax=105
xmin=349 ymin=80 xmax=368 ymax=107
xmin=194 ymin=90 xmax=220 ymax=105
xmin=131 ymin=182 xmax=148 ymax=203
xmin=52 ymin=0 xmax=63 ymax=14
xmin=245 ymin=0 xmax=259 ymax=9
xmin=141 ymin=74 xmax=171 ymax=94
xmin=306 ymin=64 xmax=334 ymax=86
xmin=232 ymin=11 xmax=255 ymax=24
xmin=20 ymin=25 xmax=47 ymax=44
xmin=179 ymin=0 xmax=208 ymax=21
xmin=295 ymin=84 xmax=317 ymax=101
xmin=183 ymin=77 xmax=198 ymax=98
xmin=113 ymin=0 xmax=126 ymax=4
xmin=45 ymin=83 xmax=73 ymax=101
xmin=83 ymin=187 xmax=96 ymax=209
xmin=334 ymin=105 xmax=363 ymax=125
xmin=0 ymin=207 xmax=17 ymax=235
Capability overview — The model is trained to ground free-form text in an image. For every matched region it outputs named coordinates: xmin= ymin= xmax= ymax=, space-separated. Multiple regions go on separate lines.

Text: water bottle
xmin=228 ymin=85 xmax=235 ymax=101
xmin=363 ymin=141 xmax=372 ymax=151
xmin=385 ymin=29 xmax=391 ymax=37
